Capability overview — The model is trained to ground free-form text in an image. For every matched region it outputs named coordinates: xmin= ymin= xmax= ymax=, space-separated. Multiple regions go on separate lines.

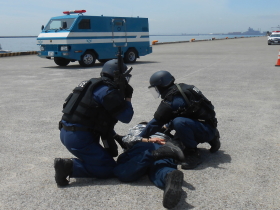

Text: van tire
xmin=54 ymin=57 xmax=70 ymax=66
xmin=124 ymin=49 xmax=137 ymax=63
xmin=79 ymin=51 xmax=96 ymax=67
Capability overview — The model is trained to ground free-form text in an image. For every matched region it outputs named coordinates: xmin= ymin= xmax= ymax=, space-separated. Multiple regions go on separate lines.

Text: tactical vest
xmin=154 ymin=83 xmax=217 ymax=127
xmin=61 ymin=77 xmax=125 ymax=135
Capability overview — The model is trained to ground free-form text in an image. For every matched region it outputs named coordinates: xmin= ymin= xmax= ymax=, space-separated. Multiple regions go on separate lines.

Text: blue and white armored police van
xmin=37 ymin=10 xmax=152 ymax=67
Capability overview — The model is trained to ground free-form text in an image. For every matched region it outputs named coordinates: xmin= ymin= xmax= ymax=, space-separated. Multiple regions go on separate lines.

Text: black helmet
xmin=149 ymin=70 xmax=175 ymax=88
xmin=101 ymin=59 xmax=127 ymax=78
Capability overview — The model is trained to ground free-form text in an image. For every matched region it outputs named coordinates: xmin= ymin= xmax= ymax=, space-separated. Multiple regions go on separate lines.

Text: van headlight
xmin=40 ymin=46 xmax=45 ymax=51
xmin=60 ymin=46 xmax=69 ymax=51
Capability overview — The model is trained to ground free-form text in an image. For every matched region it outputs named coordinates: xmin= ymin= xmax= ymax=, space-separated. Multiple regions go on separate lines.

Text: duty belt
xmin=58 ymin=121 xmax=95 ymax=132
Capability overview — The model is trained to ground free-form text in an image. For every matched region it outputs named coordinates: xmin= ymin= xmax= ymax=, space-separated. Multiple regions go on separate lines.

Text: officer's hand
xmin=125 ymin=84 xmax=133 ymax=98
xmin=160 ymin=125 xmax=168 ymax=133
xmin=149 ymin=137 xmax=166 ymax=145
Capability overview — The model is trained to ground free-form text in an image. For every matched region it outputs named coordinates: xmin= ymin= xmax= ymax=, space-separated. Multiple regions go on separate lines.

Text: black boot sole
xmin=163 ymin=170 xmax=184 ymax=209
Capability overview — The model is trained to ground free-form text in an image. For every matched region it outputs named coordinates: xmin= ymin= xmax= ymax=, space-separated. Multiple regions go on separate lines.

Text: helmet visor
xmin=148 ymin=86 xmax=160 ymax=99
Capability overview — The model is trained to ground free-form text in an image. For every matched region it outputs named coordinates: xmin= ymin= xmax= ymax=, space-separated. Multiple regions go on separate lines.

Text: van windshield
xmin=44 ymin=18 xmax=76 ymax=30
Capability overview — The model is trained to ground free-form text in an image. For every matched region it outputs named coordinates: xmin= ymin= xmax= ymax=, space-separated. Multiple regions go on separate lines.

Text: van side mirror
xmin=63 ymin=22 xmax=67 ymax=29
xmin=41 ymin=25 xmax=44 ymax=30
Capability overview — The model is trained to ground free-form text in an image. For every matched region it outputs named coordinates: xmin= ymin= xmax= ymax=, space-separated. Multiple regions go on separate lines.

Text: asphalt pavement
xmin=0 ymin=36 xmax=279 ymax=210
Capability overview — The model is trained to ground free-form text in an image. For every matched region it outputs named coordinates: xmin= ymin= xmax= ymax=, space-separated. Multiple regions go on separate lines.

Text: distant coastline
xmin=151 ymin=34 xmax=265 ymax=36
xmin=0 ymin=36 xmax=37 ymax=38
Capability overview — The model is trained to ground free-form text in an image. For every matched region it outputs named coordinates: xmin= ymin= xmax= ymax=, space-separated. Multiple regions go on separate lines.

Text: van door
xmin=112 ymin=18 xmax=127 ymax=47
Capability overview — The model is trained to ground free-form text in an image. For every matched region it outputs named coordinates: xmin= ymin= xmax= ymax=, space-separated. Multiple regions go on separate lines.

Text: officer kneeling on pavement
xmin=114 ymin=122 xmax=185 ymax=209
xmin=139 ymin=70 xmax=221 ymax=170
xmin=54 ymin=59 xmax=134 ymax=187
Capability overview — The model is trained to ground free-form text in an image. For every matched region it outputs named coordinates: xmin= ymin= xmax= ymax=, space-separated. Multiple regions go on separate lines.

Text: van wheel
xmin=54 ymin=57 xmax=70 ymax=66
xmin=79 ymin=51 xmax=96 ymax=67
xmin=124 ymin=49 xmax=137 ymax=63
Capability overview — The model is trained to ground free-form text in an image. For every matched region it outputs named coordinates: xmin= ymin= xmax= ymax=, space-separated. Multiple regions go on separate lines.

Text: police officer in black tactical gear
xmin=54 ymin=59 xmax=134 ymax=187
xmin=139 ymin=70 xmax=220 ymax=170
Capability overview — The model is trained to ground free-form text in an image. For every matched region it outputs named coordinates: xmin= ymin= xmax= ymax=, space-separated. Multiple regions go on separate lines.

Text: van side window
xmin=79 ymin=19 xmax=91 ymax=29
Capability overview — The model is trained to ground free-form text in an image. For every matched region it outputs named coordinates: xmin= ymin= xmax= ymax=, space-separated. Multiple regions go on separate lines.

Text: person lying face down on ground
xmin=113 ymin=122 xmax=186 ymax=209
xmin=115 ymin=122 xmax=168 ymax=149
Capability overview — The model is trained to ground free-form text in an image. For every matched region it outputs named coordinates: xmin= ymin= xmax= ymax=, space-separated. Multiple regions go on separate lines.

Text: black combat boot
xmin=181 ymin=148 xmax=202 ymax=170
xmin=163 ymin=170 xmax=184 ymax=209
xmin=208 ymin=129 xmax=220 ymax=153
xmin=54 ymin=158 xmax=73 ymax=187
xmin=152 ymin=142 xmax=185 ymax=162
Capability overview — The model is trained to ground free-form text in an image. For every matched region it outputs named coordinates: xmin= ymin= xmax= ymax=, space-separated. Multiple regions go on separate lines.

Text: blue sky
xmin=1 ymin=0 xmax=280 ymax=36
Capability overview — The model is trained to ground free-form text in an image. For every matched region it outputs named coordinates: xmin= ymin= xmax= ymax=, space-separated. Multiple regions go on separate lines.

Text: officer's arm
xmin=115 ymin=100 xmax=134 ymax=123
xmin=139 ymin=118 xmax=164 ymax=138
xmin=93 ymin=86 xmax=133 ymax=123
xmin=141 ymin=97 xmax=186 ymax=137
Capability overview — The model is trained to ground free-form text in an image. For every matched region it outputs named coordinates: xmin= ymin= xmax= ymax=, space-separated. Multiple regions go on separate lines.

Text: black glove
xmin=124 ymin=84 xmax=133 ymax=98
xmin=114 ymin=134 xmax=127 ymax=149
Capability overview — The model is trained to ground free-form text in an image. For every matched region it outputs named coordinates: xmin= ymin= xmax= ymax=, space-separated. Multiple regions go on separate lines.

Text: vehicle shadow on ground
xmin=129 ymin=60 xmax=160 ymax=65
xmin=195 ymin=148 xmax=231 ymax=170
xmin=42 ymin=63 xmax=104 ymax=69
xmin=42 ymin=60 xmax=159 ymax=70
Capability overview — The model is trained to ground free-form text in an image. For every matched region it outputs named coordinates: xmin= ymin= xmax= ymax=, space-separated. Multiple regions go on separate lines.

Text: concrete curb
xmin=0 ymin=51 xmax=38 ymax=57
xmin=152 ymin=36 xmax=263 ymax=45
